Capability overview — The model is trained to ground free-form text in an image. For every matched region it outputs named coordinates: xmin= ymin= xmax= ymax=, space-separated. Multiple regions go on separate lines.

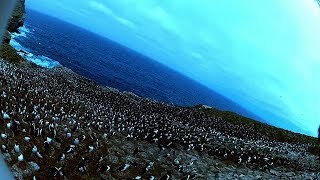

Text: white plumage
xmin=1 ymin=133 xmax=7 ymax=140
xmin=18 ymin=154 xmax=24 ymax=162
xmin=88 ymin=145 xmax=94 ymax=153
xmin=36 ymin=151 xmax=43 ymax=159
xmin=46 ymin=137 xmax=53 ymax=144
xmin=2 ymin=112 xmax=9 ymax=119
xmin=24 ymin=136 xmax=31 ymax=142
xmin=66 ymin=132 xmax=72 ymax=138
xmin=6 ymin=122 xmax=12 ymax=130
xmin=32 ymin=145 xmax=38 ymax=153
xmin=14 ymin=144 xmax=20 ymax=153
xmin=74 ymin=138 xmax=79 ymax=145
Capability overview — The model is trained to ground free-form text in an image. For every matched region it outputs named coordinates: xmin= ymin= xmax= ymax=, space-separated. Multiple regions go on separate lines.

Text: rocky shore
xmin=0 ymin=59 xmax=319 ymax=179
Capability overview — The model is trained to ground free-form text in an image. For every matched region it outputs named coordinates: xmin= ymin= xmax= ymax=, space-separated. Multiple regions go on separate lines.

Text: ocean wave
xmin=23 ymin=53 xmax=60 ymax=68
xmin=11 ymin=26 xmax=31 ymax=39
xmin=10 ymin=26 xmax=60 ymax=69
xmin=9 ymin=39 xmax=30 ymax=52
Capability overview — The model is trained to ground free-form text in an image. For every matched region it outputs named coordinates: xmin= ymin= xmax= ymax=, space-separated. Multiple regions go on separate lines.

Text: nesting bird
xmin=14 ymin=144 xmax=21 ymax=153
xmin=1 ymin=133 xmax=7 ymax=140
xmin=18 ymin=154 xmax=24 ymax=162
xmin=32 ymin=145 xmax=38 ymax=153
xmin=24 ymin=136 xmax=31 ymax=142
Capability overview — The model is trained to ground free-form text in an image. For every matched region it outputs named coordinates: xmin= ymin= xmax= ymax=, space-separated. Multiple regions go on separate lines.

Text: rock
xmin=105 ymin=154 xmax=119 ymax=164
xmin=3 ymin=31 xmax=11 ymax=43
xmin=2 ymin=153 xmax=12 ymax=162
xmin=11 ymin=161 xmax=40 ymax=180
xmin=270 ymin=169 xmax=279 ymax=176
xmin=29 ymin=162 xmax=40 ymax=171
xmin=7 ymin=0 xmax=26 ymax=33
xmin=284 ymin=172 xmax=295 ymax=177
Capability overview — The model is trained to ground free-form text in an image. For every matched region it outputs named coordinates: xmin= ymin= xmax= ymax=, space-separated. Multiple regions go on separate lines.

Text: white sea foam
xmin=11 ymin=26 xmax=31 ymax=38
xmin=9 ymin=26 xmax=60 ymax=69
xmin=9 ymin=39 xmax=30 ymax=52
xmin=23 ymin=54 xmax=60 ymax=69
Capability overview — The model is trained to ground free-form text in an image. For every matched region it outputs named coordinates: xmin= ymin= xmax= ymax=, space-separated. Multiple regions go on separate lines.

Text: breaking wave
xmin=9 ymin=26 xmax=60 ymax=69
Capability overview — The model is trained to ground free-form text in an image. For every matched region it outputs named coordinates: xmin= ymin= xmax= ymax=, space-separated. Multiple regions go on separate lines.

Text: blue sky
xmin=26 ymin=0 xmax=320 ymax=137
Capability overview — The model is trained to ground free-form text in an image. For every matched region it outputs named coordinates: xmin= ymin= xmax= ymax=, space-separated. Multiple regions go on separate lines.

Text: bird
xmin=2 ymin=112 xmax=10 ymax=119
xmin=78 ymin=163 xmax=86 ymax=173
xmin=98 ymin=164 xmax=111 ymax=173
xmin=144 ymin=161 xmax=154 ymax=173
xmin=1 ymin=133 xmax=7 ymax=140
xmin=118 ymin=163 xmax=130 ymax=171
xmin=74 ymin=138 xmax=79 ymax=145
xmin=32 ymin=145 xmax=38 ymax=153
xmin=36 ymin=151 xmax=43 ymax=159
xmin=65 ymin=145 xmax=75 ymax=153
xmin=14 ymin=144 xmax=21 ymax=153
xmin=6 ymin=122 xmax=12 ymax=130
xmin=88 ymin=145 xmax=94 ymax=153
xmin=59 ymin=153 xmax=65 ymax=161
xmin=66 ymin=132 xmax=72 ymax=138
xmin=18 ymin=154 xmax=24 ymax=162
xmin=1 ymin=144 xmax=8 ymax=153
xmin=46 ymin=137 xmax=53 ymax=144
xmin=160 ymin=171 xmax=172 ymax=180
xmin=24 ymin=136 xmax=31 ymax=142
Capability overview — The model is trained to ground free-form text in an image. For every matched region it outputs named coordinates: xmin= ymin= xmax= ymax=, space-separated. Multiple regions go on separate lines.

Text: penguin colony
xmin=0 ymin=59 xmax=318 ymax=179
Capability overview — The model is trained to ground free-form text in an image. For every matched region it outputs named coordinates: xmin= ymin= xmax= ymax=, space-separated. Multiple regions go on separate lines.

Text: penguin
xmin=18 ymin=154 xmax=24 ymax=162
xmin=160 ymin=171 xmax=172 ymax=180
xmin=74 ymin=138 xmax=80 ymax=145
xmin=98 ymin=164 xmax=111 ymax=173
xmin=58 ymin=153 xmax=66 ymax=161
xmin=78 ymin=163 xmax=86 ymax=173
xmin=1 ymin=133 xmax=7 ymax=140
xmin=32 ymin=145 xmax=38 ymax=153
xmin=24 ymin=136 xmax=31 ymax=142
xmin=14 ymin=144 xmax=21 ymax=153
xmin=1 ymin=144 xmax=8 ymax=153
xmin=36 ymin=151 xmax=43 ymax=159
xmin=118 ymin=163 xmax=130 ymax=171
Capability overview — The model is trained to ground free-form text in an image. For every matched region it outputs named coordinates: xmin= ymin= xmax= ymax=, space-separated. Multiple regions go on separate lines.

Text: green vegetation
xmin=193 ymin=105 xmax=319 ymax=155
xmin=0 ymin=43 xmax=24 ymax=63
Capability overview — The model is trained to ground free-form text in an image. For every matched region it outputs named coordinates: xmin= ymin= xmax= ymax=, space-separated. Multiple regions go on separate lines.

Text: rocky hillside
xmin=1 ymin=0 xmax=26 ymax=63
xmin=0 ymin=59 xmax=320 ymax=179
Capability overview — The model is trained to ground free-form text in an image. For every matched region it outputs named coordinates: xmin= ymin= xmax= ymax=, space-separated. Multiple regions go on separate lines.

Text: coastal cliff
xmin=1 ymin=0 xmax=25 ymax=62
xmin=7 ymin=0 xmax=26 ymax=33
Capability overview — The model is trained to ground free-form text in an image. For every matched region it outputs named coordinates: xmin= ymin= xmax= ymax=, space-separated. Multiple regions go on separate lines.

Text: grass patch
xmin=0 ymin=43 xmax=24 ymax=63
xmin=193 ymin=105 xmax=318 ymax=152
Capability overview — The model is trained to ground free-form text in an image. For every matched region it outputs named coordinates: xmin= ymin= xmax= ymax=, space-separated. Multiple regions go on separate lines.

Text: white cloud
xmin=88 ymin=1 xmax=136 ymax=29
xmin=147 ymin=6 xmax=179 ymax=34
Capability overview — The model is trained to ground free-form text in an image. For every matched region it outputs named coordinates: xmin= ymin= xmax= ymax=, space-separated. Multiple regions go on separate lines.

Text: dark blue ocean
xmin=10 ymin=9 xmax=261 ymax=120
